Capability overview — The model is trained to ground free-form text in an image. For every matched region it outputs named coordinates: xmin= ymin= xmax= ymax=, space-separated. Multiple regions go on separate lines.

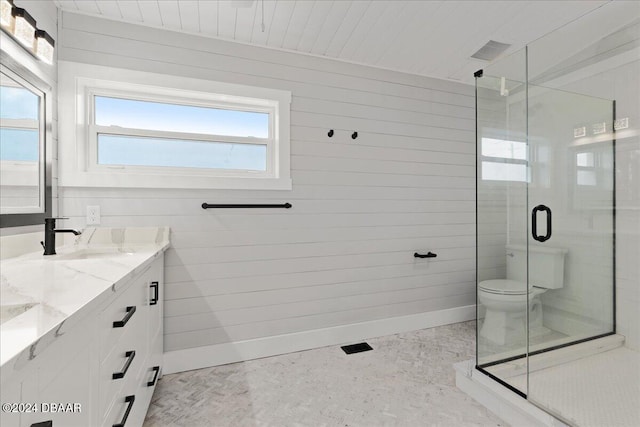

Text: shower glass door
xmin=475 ymin=47 xmax=616 ymax=413
xmin=525 ymin=82 xmax=616 ymax=418
xmin=475 ymin=48 xmax=530 ymax=395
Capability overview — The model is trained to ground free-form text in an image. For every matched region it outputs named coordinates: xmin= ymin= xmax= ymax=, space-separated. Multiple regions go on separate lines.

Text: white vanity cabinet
xmin=100 ymin=258 xmax=164 ymax=427
xmin=24 ymin=342 xmax=95 ymax=427
xmin=7 ymin=297 xmax=99 ymax=427
xmin=5 ymin=255 xmax=164 ymax=427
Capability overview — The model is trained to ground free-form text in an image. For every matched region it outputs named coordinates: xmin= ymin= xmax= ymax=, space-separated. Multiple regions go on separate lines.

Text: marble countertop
xmin=0 ymin=227 xmax=170 ymax=376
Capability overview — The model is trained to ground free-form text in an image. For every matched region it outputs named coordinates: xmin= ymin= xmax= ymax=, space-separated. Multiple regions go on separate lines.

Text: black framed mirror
xmin=0 ymin=50 xmax=52 ymax=228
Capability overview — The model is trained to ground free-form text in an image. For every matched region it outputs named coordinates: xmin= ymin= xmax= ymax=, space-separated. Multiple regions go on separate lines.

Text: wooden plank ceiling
xmin=53 ymin=0 xmax=609 ymax=82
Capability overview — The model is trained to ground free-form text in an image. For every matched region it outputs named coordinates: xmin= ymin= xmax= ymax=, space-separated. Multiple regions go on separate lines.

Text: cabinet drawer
xmin=0 ymin=378 xmax=21 ymax=427
xmin=149 ymin=327 xmax=163 ymax=368
xmin=147 ymin=281 xmax=162 ymax=343
xmin=103 ymin=393 xmax=139 ymax=427
xmin=146 ymin=260 xmax=164 ymax=342
xmin=102 ymin=368 xmax=149 ymax=427
xmin=19 ymin=345 xmax=94 ymax=427
xmin=99 ymin=278 xmax=148 ymax=362
xmin=99 ymin=323 xmax=146 ymax=421
xmin=133 ymin=365 xmax=161 ymax=427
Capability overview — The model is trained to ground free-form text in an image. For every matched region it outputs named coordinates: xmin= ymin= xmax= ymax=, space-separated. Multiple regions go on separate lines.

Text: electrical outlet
xmin=86 ymin=205 xmax=101 ymax=225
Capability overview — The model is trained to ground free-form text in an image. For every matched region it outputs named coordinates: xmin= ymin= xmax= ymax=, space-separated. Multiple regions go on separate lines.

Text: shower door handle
xmin=532 ymin=205 xmax=552 ymax=242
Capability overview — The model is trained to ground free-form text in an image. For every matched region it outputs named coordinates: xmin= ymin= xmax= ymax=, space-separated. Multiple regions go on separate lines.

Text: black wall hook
xmin=414 ymin=251 xmax=437 ymax=258
xmin=328 ymin=129 xmax=334 ymax=137
xmin=351 ymin=131 xmax=358 ymax=140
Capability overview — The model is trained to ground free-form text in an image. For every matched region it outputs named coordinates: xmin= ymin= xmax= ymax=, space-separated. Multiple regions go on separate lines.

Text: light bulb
xmin=0 ymin=0 xmax=13 ymax=29
xmin=35 ymin=29 xmax=54 ymax=64
xmin=11 ymin=7 xmax=36 ymax=49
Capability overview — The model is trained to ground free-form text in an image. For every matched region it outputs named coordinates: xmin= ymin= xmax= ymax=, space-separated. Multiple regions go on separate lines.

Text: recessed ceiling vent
xmin=471 ymin=40 xmax=511 ymax=61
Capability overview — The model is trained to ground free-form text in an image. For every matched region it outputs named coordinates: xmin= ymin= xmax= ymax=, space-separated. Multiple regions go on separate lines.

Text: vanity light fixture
xmin=11 ymin=7 xmax=35 ymax=48
xmin=0 ymin=0 xmax=13 ymax=28
xmin=0 ymin=1 xmax=55 ymax=65
xmin=35 ymin=29 xmax=54 ymax=64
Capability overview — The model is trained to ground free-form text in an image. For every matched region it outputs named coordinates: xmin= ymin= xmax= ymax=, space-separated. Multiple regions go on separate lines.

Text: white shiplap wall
xmin=58 ymin=11 xmax=477 ymax=370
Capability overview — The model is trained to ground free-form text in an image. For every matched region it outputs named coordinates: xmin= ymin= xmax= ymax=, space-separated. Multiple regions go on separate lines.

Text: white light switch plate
xmin=86 ymin=205 xmax=101 ymax=225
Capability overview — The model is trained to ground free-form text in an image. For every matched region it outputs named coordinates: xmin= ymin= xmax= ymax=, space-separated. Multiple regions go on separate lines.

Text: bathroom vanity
xmin=0 ymin=227 xmax=169 ymax=427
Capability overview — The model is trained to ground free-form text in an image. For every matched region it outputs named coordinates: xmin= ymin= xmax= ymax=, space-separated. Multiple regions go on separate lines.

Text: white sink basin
xmin=54 ymin=249 xmax=134 ymax=261
xmin=0 ymin=303 xmax=38 ymax=325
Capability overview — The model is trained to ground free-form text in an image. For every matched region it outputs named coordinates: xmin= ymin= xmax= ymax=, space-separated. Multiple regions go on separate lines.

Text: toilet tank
xmin=506 ymin=244 xmax=567 ymax=289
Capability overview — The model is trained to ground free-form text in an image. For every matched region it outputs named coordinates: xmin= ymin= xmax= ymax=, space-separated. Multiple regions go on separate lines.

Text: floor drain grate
xmin=341 ymin=342 xmax=373 ymax=354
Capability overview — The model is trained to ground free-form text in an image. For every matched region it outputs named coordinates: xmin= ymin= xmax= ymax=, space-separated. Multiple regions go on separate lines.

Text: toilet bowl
xmin=478 ymin=279 xmax=546 ymax=346
xmin=478 ymin=244 xmax=567 ymax=347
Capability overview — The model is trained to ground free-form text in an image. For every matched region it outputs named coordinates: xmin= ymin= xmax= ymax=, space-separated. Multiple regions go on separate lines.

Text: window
xmin=574 ymin=146 xmax=613 ymax=189
xmin=576 ymin=151 xmax=596 ymax=186
xmin=481 ymin=137 xmax=527 ymax=182
xmin=0 ymin=74 xmax=40 ymax=162
xmin=91 ymin=95 xmax=272 ymax=173
xmin=59 ymin=62 xmax=291 ymax=190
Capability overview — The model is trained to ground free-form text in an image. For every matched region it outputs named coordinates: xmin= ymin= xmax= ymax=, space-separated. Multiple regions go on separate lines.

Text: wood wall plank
xmin=58 ymin=11 xmax=477 ymax=352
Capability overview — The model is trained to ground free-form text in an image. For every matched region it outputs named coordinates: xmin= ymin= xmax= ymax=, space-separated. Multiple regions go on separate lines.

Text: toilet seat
xmin=479 ymin=279 xmax=542 ymax=295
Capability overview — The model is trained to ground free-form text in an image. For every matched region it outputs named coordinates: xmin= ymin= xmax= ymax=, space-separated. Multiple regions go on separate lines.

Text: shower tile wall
xmin=521 ymin=88 xmax=615 ymax=339
xmin=479 ymin=76 xmax=628 ymax=348
xmin=493 ymin=84 xmax=625 ymax=343
xmin=557 ymin=60 xmax=640 ymax=350
xmin=615 ymin=136 xmax=640 ymax=350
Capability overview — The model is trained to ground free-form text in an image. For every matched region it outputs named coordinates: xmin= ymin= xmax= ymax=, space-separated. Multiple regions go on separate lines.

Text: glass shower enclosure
xmin=475 ymin=46 xmax=616 ymax=421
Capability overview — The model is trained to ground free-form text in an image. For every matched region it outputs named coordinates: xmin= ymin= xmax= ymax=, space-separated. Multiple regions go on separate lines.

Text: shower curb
xmin=455 ymin=334 xmax=625 ymax=426
xmin=455 ymin=359 xmax=568 ymax=427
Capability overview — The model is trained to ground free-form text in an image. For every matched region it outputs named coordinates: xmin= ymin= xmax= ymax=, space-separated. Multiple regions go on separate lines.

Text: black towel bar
xmin=202 ymin=203 xmax=292 ymax=209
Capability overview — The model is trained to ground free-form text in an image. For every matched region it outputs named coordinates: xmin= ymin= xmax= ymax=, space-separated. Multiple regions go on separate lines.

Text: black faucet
xmin=42 ymin=218 xmax=82 ymax=256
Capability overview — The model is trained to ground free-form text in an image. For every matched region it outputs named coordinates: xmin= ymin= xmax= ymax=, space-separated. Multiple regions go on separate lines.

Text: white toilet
xmin=478 ymin=244 xmax=567 ymax=346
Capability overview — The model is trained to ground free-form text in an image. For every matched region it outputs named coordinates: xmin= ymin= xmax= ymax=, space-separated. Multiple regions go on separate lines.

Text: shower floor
xmin=508 ymin=346 xmax=640 ymax=427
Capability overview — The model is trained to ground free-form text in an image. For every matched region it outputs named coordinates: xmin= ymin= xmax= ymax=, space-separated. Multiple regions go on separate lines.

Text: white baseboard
xmin=163 ymin=305 xmax=475 ymax=374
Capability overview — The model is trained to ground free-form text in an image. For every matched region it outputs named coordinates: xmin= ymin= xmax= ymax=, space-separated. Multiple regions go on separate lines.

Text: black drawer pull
xmin=113 ymin=306 xmax=136 ymax=328
xmin=112 ymin=351 xmax=136 ymax=380
xmin=113 ymin=395 xmax=135 ymax=427
xmin=30 ymin=421 xmax=52 ymax=427
xmin=150 ymin=282 xmax=159 ymax=305
xmin=414 ymin=251 xmax=437 ymax=258
xmin=147 ymin=365 xmax=161 ymax=387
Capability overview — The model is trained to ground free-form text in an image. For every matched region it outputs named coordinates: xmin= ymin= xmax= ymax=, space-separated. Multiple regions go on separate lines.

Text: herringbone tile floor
xmin=144 ymin=321 xmax=504 ymax=427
